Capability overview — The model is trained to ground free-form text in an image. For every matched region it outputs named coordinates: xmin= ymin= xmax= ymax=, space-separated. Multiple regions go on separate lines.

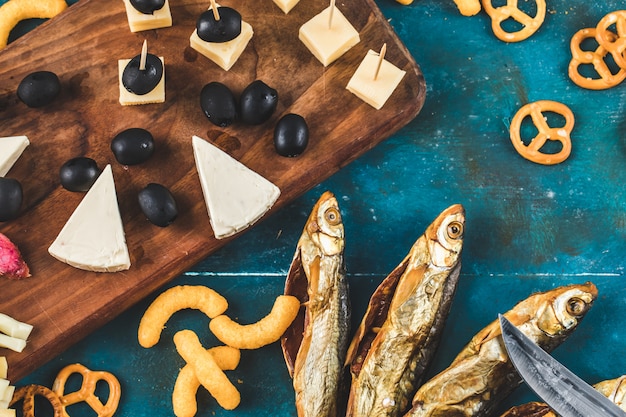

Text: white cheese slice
xmin=273 ymin=0 xmax=300 ymax=14
xmin=189 ymin=21 xmax=253 ymax=71
xmin=122 ymin=0 xmax=172 ymax=32
xmin=0 ymin=136 xmax=29 ymax=177
xmin=0 ymin=410 xmax=15 ymax=416
xmin=346 ymin=49 xmax=406 ymax=109
xmin=0 ymin=384 xmax=14 ymax=409
xmin=0 ymin=358 xmax=5 ymax=379
xmin=118 ymin=57 xmax=165 ymax=106
xmin=192 ymin=135 xmax=280 ymax=239
xmin=48 ymin=164 xmax=131 ymax=272
xmin=299 ymin=5 xmax=360 ymax=67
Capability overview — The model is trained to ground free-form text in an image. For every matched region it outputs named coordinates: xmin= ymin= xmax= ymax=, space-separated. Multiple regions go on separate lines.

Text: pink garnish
xmin=0 ymin=232 xmax=30 ymax=280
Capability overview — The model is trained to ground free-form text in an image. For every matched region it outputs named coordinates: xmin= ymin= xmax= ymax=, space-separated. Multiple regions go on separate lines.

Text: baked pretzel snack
xmin=595 ymin=10 xmax=626 ymax=69
xmin=9 ymin=384 xmax=64 ymax=417
xmin=481 ymin=0 xmax=546 ymax=42
xmin=51 ymin=363 xmax=121 ymax=417
xmin=0 ymin=0 xmax=67 ymax=49
xmin=569 ymin=27 xmax=626 ymax=90
xmin=509 ymin=100 xmax=574 ymax=165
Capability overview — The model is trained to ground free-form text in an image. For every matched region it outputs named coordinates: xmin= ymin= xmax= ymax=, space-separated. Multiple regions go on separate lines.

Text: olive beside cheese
xmin=17 ymin=71 xmax=61 ymax=108
xmin=0 ymin=178 xmax=23 ymax=222
xmin=200 ymin=82 xmax=237 ymax=127
xmin=274 ymin=113 xmax=309 ymax=157
xmin=111 ymin=128 xmax=155 ymax=165
xmin=59 ymin=157 xmax=101 ymax=192
xmin=138 ymin=183 xmax=178 ymax=227
xmin=240 ymin=80 xmax=278 ymax=125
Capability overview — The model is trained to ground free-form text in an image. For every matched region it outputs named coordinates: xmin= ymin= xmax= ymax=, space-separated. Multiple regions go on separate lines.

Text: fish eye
xmin=447 ymin=221 xmax=463 ymax=239
xmin=566 ymin=297 xmax=588 ymax=317
xmin=324 ymin=207 xmax=341 ymax=225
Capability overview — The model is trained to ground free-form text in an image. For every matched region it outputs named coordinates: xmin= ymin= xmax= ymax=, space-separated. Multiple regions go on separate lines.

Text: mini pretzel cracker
xmin=481 ymin=0 xmax=546 ymax=42
xmin=209 ymin=295 xmax=300 ymax=349
xmin=172 ymin=346 xmax=240 ymax=417
xmin=52 ymin=363 xmax=121 ymax=417
xmin=173 ymin=330 xmax=241 ymax=410
xmin=138 ymin=285 xmax=228 ymax=348
xmin=509 ymin=100 xmax=574 ymax=165
xmin=595 ymin=10 xmax=626 ymax=69
xmin=0 ymin=0 xmax=67 ymax=49
xmin=568 ymin=27 xmax=626 ymax=90
xmin=452 ymin=0 xmax=481 ymax=17
xmin=9 ymin=384 xmax=63 ymax=417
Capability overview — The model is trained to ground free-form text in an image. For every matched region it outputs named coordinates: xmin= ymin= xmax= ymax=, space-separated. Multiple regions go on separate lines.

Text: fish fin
xmin=281 ymin=247 xmax=307 ymax=378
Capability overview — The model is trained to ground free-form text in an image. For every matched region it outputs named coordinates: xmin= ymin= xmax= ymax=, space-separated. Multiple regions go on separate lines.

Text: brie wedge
xmin=0 ymin=136 xmax=29 ymax=177
xmin=192 ymin=135 xmax=280 ymax=239
xmin=48 ymin=164 xmax=131 ymax=272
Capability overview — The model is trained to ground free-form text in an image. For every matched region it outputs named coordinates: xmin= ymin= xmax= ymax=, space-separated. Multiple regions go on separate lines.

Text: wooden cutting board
xmin=0 ymin=0 xmax=424 ymax=380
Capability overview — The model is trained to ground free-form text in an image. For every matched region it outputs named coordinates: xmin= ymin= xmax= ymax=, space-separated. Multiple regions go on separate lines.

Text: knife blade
xmin=499 ymin=314 xmax=626 ymax=417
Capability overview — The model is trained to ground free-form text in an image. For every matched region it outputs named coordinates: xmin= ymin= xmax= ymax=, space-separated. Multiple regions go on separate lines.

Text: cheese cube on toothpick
xmin=122 ymin=0 xmax=172 ymax=32
xmin=299 ymin=0 xmax=360 ymax=67
xmin=346 ymin=44 xmax=406 ymax=110
xmin=118 ymin=40 xmax=166 ymax=106
xmin=189 ymin=2 xmax=253 ymax=71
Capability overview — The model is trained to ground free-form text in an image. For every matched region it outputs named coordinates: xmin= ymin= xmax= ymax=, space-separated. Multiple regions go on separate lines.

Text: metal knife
xmin=499 ymin=314 xmax=626 ymax=417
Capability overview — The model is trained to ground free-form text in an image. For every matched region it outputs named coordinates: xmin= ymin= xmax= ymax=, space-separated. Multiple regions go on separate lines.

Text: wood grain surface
xmin=0 ymin=0 xmax=424 ymax=380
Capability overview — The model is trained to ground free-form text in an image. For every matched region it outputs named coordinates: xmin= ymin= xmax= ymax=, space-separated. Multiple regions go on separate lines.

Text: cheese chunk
xmin=299 ymin=5 xmax=360 ymax=67
xmin=122 ymin=0 xmax=172 ymax=32
xmin=0 ymin=384 xmax=14 ymax=409
xmin=118 ymin=57 xmax=165 ymax=106
xmin=48 ymin=165 xmax=131 ymax=272
xmin=273 ymin=0 xmax=300 ymax=14
xmin=190 ymin=21 xmax=253 ymax=71
xmin=0 ymin=136 xmax=29 ymax=177
xmin=0 ymin=358 xmax=6 ymax=379
xmin=0 ymin=410 xmax=15 ymax=417
xmin=192 ymin=135 xmax=280 ymax=239
xmin=346 ymin=49 xmax=406 ymax=109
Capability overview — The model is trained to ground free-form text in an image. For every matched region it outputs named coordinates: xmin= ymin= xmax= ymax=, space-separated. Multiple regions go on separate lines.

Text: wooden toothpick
xmin=139 ymin=39 xmax=148 ymax=71
xmin=210 ymin=0 xmax=220 ymax=20
xmin=374 ymin=43 xmax=387 ymax=80
xmin=328 ymin=0 xmax=335 ymax=29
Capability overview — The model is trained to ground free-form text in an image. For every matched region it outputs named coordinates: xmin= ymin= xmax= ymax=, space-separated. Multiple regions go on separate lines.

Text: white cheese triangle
xmin=48 ymin=164 xmax=131 ymax=272
xmin=192 ymin=135 xmax=281 ymax=239
xmin=0 ymin=136 xmax=29 ymax=177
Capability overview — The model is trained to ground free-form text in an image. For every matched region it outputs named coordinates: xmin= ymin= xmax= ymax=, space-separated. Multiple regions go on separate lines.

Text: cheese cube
xmin=0 ymin=410 xmax=16 ymax=417
xmin=299 ymin=5 xmax=360 ymax=67
xmin=118 ymin=57 xmax=165 ymax=106
xmin=346 ymin=50 xmax=406 ymax=110
xmin=0 ymin=357 xmax=6 ymax=379
xmin=190 ymin=21 xmax=253 ymax=71
xmin=273 ymin=0 xmax=300 ymax=14
xmin=123 ymin=0 xmax=172 ymax=32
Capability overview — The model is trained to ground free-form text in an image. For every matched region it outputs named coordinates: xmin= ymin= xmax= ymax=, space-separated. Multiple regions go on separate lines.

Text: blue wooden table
xmin=8 ymin=0 xmax=626 ymax=416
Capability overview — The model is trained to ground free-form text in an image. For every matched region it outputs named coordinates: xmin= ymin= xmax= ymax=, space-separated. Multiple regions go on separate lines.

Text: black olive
xmin=122 ymin=53 xmax=163 ymax=95
xmin=17 ymin=71 xmax=61 ymax=108
xmin=240 ymin=80 xmax=278 ymax=125
xmin=200 ymin=82 xmax=237 ymax=127
xmin=111 ymin=128 xmax=155 ymax=165
xmin=138 ymin=183 xmax=178 ymax=227
xmin=274 ymin=114 xmax=309 ymax=157
xmin=196 ymin=7 xmax=242 ymax=43
xmin=0 ymin=178 xmax=23 ymax=222
xmin=59 ymin=157 xmax=101 ymax=192
xmin=130 ymin=0 xmax=165 ymax=14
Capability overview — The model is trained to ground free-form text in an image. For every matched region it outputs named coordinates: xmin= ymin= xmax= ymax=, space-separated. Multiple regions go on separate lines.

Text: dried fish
xmin=345 ymin=204 xmax=465 ymax=417
xmin=280 ymin=191 xmax=350 ymax=417
xmin=406 ymin=282 xmax=598 ymax=417
xmin=499 ymin=375 xmax=626 ymax=416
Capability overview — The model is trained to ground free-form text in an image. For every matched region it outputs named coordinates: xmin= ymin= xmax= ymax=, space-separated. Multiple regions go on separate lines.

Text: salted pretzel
xmin=509 ymin=100 xmax=574 ymax=165
xmin=9 ymin=384 xmax=64 ymax=417
xmin=595 ymin=10 xmax=626 ymax=69
xmin=569 ymin=27 xmax=626 ymax=90
xmin=52 ymin=363 xmax=121 ymax=417
xmin=481 ymin=0 xmax=546 ymax=42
